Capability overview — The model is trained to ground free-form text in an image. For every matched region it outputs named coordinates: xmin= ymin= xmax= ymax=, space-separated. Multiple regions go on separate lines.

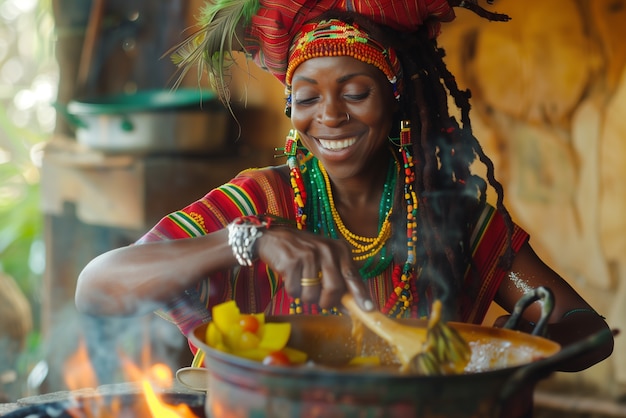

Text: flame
xmin=150 ymin=363 xmax=175 ymax=388
xmin=63 ymin=338 xmax=98 ymax=390
xmin=63 ymin=338 xmax=199 ymax=417
xmin=121 ymin=356 xmax=199 ymax=417
xmin=142 ymin=379 xmax=198 ymax=418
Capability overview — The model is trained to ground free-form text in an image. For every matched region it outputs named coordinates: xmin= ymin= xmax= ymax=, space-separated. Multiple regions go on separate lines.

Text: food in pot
xmin=204 ymin=300 xmax=471 ymax=374
xmin=206 ymin=300 xmax=308 ymax=365
xmin=347 ymin=299 xmax=471 ymax=374
xmin=412 ymin=300 xmax=472 ymax=374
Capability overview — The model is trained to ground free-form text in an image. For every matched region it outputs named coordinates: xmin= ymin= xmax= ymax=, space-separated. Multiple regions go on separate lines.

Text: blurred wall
xmin=437 ymin=0 xmax=626 ymax=396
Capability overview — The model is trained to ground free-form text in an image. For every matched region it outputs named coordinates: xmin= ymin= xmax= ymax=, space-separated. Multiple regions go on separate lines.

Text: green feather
xmin=169 ymin=0 xmax=260 ymax=102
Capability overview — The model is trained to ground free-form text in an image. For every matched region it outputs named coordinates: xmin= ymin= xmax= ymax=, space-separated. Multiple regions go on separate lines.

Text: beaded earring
xmin=382 ymin=119 xmax=420 ymax=318
xmin=283 ymin=129 xmax=307 ymax=229
xmin=400 ymin=120 xmax=412 ymax=147
xmin=388 ymin=119 xmax=412 ymax=147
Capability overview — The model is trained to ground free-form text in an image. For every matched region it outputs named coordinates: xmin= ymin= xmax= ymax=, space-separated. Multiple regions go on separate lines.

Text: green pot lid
xmin=67 ymin=89 xmax=219 ymax=114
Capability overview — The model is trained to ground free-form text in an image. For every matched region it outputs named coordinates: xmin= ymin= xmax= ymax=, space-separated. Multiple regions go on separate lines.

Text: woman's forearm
xmin=545 ymin=310 xmax=614 ymax=372
xmin=75 ymin=229 xmax=233 ymax=316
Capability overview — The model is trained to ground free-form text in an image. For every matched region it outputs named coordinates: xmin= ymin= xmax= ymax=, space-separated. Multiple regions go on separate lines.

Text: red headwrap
xmin=172 ymin=0 xmax=508 ymax=95
xmin=245 ymin=0 xmax=456 ymax=84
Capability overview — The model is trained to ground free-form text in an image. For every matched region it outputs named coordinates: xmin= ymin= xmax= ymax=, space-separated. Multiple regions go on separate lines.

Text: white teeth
xmin=318 ymin=137 xmax=357 ymax=150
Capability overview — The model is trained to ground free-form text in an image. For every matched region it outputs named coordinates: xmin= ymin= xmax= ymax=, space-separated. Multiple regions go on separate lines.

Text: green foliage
xmin=0 ymin=0 xmax=55 ymax=321
xmin=0 ymin=1 xmax=55 ymax=400
xmin=0 ymin=103 xmax=45 ymax=312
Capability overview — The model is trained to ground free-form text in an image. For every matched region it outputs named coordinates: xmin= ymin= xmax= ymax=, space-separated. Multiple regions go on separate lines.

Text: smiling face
xmin=290 ymin=56 xmax=397 ymax=180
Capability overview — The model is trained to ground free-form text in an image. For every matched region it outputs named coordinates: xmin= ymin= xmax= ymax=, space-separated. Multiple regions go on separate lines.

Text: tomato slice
xmin=262 ymin=350 xmax=291 ymax=366
xmin=239 ymin=314 xmax=260 ymax=334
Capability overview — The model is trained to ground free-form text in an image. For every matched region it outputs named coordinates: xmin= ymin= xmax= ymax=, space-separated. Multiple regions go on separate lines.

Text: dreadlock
xmin=400 ymin=28 xmax=515 ymax=319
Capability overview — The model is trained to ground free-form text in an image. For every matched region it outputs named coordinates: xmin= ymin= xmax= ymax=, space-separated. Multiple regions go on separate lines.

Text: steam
xmin=35 ymin=302 xmax=191 ymax=395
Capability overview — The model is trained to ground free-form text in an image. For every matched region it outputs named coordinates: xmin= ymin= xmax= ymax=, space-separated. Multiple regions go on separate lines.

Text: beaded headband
xmin=285 ymin=19 xmax=403 ymax=99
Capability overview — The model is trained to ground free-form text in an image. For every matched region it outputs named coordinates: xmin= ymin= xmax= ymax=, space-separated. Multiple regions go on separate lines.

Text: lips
xmin=317 ymin=137 xmax=357 ymax=150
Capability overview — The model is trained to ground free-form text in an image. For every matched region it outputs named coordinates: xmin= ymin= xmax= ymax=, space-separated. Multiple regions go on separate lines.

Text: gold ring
xmin=301 ymin=277 xmax=321 ymax=287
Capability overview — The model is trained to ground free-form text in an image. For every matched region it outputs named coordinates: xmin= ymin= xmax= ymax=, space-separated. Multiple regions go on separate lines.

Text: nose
xmin=317 ymin=99 xmax=349 ymax=126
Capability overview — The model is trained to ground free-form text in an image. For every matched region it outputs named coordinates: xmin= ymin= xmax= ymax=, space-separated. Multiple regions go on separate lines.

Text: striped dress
xmin=138 ymin=166 xmax=529 ymax=338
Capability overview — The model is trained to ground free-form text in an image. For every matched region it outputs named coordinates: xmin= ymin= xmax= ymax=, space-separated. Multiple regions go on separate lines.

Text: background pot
xmin=60 ymin=89 xmax=230 ymax=154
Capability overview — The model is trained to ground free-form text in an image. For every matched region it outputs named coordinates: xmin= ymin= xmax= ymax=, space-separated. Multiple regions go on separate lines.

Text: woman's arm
xmin=76 ymin=221 xmax=375 ymax=318
xmin=75 ymin=228 xmax=234 ymax=316
xmin=495 ymin=242 xmax=614 ymax=372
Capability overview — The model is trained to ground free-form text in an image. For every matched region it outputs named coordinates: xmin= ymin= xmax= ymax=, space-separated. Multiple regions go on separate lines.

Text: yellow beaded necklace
xmin=318 ymin=163 xmax=394 ymax=261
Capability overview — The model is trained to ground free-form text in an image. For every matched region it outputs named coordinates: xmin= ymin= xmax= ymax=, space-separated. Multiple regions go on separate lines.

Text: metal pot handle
xmin=503 ymin=286 xmax=554 ymax=337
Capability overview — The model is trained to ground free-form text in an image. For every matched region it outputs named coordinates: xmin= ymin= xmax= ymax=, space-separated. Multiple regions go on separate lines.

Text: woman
xmin=75 ymin=1 xmax=613 ymax=372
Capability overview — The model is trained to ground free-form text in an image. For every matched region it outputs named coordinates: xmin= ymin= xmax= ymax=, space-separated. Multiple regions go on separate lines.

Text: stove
xmin=0 ymin=384 xmax=205 ymax=418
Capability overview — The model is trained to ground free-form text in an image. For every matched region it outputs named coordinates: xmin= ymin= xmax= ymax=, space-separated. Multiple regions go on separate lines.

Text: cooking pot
xmin=189 ymin=288 xmax=613 ymax=418
xmin=57 ymin=89 xmax=229 ymax=154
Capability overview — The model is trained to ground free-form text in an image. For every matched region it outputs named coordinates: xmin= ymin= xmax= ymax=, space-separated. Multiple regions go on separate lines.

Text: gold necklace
xmin=319 ymin=163 xmax=393 ymax=260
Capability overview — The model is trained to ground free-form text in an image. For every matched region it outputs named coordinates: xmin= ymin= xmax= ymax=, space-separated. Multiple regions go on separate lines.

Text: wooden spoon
xmin=341 ymin=294 xmax=427 ymax=369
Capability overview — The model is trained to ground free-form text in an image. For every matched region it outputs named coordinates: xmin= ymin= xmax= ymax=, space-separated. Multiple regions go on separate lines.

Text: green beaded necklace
xmin=303 ymin=156 xmax=397 ymax=279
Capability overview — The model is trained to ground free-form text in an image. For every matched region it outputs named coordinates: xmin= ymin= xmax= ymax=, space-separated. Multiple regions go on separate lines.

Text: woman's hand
xmin=256 ymin=226 xmax=374 ymax=312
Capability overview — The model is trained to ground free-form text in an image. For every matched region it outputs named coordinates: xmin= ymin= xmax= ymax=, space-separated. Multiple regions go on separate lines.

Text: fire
xmin=122 ymin=356 xmax=199 ymax=418
xmin=63 ymin=338 xmax=199 ymax=417
xmin=63 ymin=338 xmax=98 ymax=390
xmin=142 ymin=379 xmax=198 ymax=418
xmin=150 ymin=363 xmax=175 ymax=388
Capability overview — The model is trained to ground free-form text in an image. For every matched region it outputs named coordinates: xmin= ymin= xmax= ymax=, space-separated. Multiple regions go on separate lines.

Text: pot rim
xmin=67 ymin=89 xmax=219 ymax=114
xmin=189 ymin=315 xmax=562 ymax=381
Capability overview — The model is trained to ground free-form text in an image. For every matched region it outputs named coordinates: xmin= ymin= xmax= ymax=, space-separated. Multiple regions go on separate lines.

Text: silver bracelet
xmin=227 ymin=216 xmax=271 ymax=266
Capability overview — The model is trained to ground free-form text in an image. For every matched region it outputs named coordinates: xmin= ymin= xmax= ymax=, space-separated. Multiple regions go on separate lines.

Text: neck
xmin=313 ymin=155 xmax=396 ymax=240
xmin=324 ymin=152 xmax=392 ymax=210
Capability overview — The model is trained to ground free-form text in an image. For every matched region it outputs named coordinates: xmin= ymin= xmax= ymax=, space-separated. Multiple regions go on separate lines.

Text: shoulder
xmin=137 ymin=165 xmax=292 ymax=242
xmin=470 ymin=204 xmax=529 ymax=251
xmin=233 ymin=165 xmax=290 ymax=186
xmin=205 ymin=164 xmax=294 ymax=220
xmin=220 ymin=165 xmax=291 ymax=201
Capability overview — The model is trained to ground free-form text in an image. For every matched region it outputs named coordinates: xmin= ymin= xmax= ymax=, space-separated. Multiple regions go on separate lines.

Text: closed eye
xmin=344 ymin=92 xmax=370 ymax=101
xmin=294 ymin=96 xmax=319 ymax=106
xmin=343 ymin=89 xmax=372 ymax=101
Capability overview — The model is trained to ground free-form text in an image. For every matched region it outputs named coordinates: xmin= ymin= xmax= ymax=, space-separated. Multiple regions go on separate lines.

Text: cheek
xmin=291 ymin=106 xmax=313 ymax=132
xmin=289 ymin=113 xmax=314 ymax=148
xmin=355 ymin=94 xmax=396 ymax=129
xmin=363 ymin=105 xmax=394 ymax=134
